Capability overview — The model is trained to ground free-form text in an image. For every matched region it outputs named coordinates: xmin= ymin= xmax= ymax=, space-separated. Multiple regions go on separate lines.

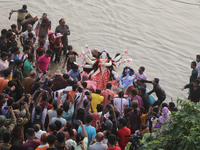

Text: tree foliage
xmin=140 ymin=98 xmax=200 ymax=150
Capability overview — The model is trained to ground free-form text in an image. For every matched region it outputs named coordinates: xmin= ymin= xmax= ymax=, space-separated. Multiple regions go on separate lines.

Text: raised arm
xmin=8 ymin=10 xmax=17 ymax=20
xmin=79 ymin=120 xmax=87 ymax=138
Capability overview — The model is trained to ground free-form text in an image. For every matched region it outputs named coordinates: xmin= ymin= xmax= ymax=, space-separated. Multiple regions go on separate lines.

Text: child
xmin=48 ymin=31 xmax=55 ymax=61
xmin=20 ymin=45 xmax=30 ymax=62
xmin=24 ymin=32 xmax=34 ymax=54
xmin=62 ymin=45 xmax=78 ymax=71
xmin=54 ymin=33 xmax=63 ymax=63
xmin=36 ymin=41 xmax=45 ymax=59
xmin=40 ymin=35 xmax=50 ymax=51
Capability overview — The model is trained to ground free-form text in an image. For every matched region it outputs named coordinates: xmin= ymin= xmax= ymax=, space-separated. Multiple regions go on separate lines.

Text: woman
xmin=127 ymin=101 xmax=141 ymax=134
xmin=158 ymin=107 xmax=170 ymax=127
xmin=130 ymin=89 xmax=143 ymax=107
xmin=90 ymin=113 xmax=100 ymax=128
xmin=58 ymin=122 xmax=77 ymax=141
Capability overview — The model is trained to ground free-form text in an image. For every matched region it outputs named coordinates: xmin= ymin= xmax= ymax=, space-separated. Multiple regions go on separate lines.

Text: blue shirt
xmin=13 ymin=54 xmax=19 ymax=63
xmin=62 ymin=106 xmax=74 ymax=122
xmin=68 ymin=69 xmax=80 ymax=80
xmin=78 ymin=125 xmax=96 ymax=146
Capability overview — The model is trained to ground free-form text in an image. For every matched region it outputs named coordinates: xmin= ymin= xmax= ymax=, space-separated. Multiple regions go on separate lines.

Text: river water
xmin=1 ymin=0 xmax=200 ymax=103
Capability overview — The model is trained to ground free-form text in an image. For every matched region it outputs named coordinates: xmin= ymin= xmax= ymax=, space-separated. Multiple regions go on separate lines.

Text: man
xmin=20 ymin=24 xmax=36 ymax=46
xmin=89 ymin=132 xmax=108 ymax=150
xmin=196 ymin=55 xmax=200 ymax=78
xmin=50 ymin=108 xmax=66 ymax=126
xmin=68 ymin=64 xmax=81 ymax=81
xmin=135 ymin=66 xmax=147 ymax=86
xmin=55 ymin=18 xmax=70 ymax=54
xmin=23 ymin=53 xmax=35 ymax=77
xmin=20 ymin=46 xmax=31 ymax=63
xmin=24 ymin=71 xmax=37 ymax=94
xmin=107 ymin=134 xmax=121 ymax=150
xmin=33 ymin=124 xmax=47 ymax=140
xmin=141 ymin=78 xmax=166 ymax=106
xmin=117 ymin=118 xmax=131 ymax=150
xmin=21 ymin=128 xmax=40 ymax=150
xmin=139 ymin=88 xmax=150 ymax=112
xmin=46 ymin=134 xmax=57 ymax=150
xmin=56 ymin=132 xmax=66 ymax=150
xmin=21 ymin=15 xmax=38 ymax=32
xmin=0 ymin=69 xmax=11 ymax=93
xmin=91 ymin=89 xmax=104 ymax=113
xmin=8 ymin=5 xmax=31 ymax=31
xmin=0 ymin=36 xmax=8 ymax=53
xmin=48 ymin=102 xmax=57 ymax=124
xmin=190 ymin=61 xmax=198 ymax=83
xmin=180 ymin=79 xmax=200 ymax=102
xmin=0 ymin=52 xmax=9 ymax=72
xmin=36 ymin=49 xmax=53 ymax=79
xmin=78 ymin=114 xmax=97 ymax=146
xmin=101 ymin=83 xmax=115 ymax=107
xmin=13 ymin=60 xmax=24 ymax=86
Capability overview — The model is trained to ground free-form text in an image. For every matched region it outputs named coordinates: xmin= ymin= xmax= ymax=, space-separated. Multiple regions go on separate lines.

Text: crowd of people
xmin=0 ymin=4 xmax=197 ymax=150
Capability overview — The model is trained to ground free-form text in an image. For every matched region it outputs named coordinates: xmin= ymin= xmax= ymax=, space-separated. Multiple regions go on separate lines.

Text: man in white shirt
xmin=114 ymin=91 xmax=128 ymax=116
xmin=33 ymin=124 xmax=47 ymax=140
xmin=0 ymin=52 xmax=9 ymax=71
xmin=196 ymin=55 xmax=200 ymax=78
xmin=50 ymin=107 xmax=66 ymax=126
xmin=19 ymin=46 xmax=30 ymax=62
xmin=20 ymin=24 xmax=36 ymax=46
xmin=135 ymin=66 xmax=147 ymax=86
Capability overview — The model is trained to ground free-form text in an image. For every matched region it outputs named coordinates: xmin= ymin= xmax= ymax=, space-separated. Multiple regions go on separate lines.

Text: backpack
xmin=32 ymin=112 xmax=43 ymax=129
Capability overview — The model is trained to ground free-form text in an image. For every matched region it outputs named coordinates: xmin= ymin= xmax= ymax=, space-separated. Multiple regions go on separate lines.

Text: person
xmin=11 ymin=24 xmax=21 ymax=40
xmin=20 ymin=46 xmax=30 ymax=63
xmin=0 ymin=131 xmax=11 ymax=150
xmin=56 ymin=132 xmax=66 ymax=150
xmin=46 ymin=134 xmax=57 ymax=150
xmin=24 ymin=71 xmax=37 ymax=94
xmin=91 ymin=89 xmax=104 ymax=113
xmin=180 ymin=79 xmax=200 ymax=102
xmin=135 ymin=66 xmax=147 ymax=86
xmin=130 ymin=89 xmax=143 ymax=107
xmin=36 ymin=41 xmax=45 ymax=59
xmin=21 ymin=15 xmax=38 ymax=32
xmin=190 ymin=61 xmax=198 ymax=83
xmin=78 ymin=114 xmax=96 ymax=146
xmin=47 ymin=102 xmax=57 ymax=124
xmin=54 ymin=33 xmax=63 ymax=63
xmin=20 ymin=24 xmax=36 ymax=46
xmin=62 ymin=45 xmax=78 ymax=71
xmin=33 ymin=124 xmax=47 ymax=140
xmin=158 ymin=107 xmax=170 ymax=127
xmin=35 ymin=13 xmax=51 ymax=39
xmin=0 ymin=36 xmax=8 ymax=53
xmin=141 ymin=78 xmax=166 ymax=106
xmin=58 ymin=122 xmax=77 ymax=141
xmin=114 ymin=91 xmax=128 ymax=116
xmin=101 ymin=83 xmax=115 ymax=107
xmin=35 ymin=133 xmax=49 ymax=150
xmin=89 ymin=132 xmax=108 ymax=150
xmin=12 ymin=47 xmax=20 ymax=63
xmin=8 ymin=5 xmax=31 ymax=31
xmin=107 ymin=134 xmax=121 ymax=150
xmin=117 ymin=118 xmax=131 ymax=150
xmin=1 ymin=29 xmax=7 ymax=37
xmin=50 ymin=108 xmax=66 ymax=126
xmin=36 ymin=49 xmax=53 ymax=79
xmin=196 ymin=55 xmax=200 ymax=78
xmin=0 ymin=69 xmax=11 ymax=93
xmin=23 ymin=53 xmax=35 ymax=77
xmin=0 ymin=52 xmax=9 ymax=71
xmin=68 ymin=64 xmax=81 ymax=81
xmin=48 ymin=31 xmax=55 ymax=60
xmin=139 ymin=88 xmax=150 ymax=113
xmin=55 ymin=18 xmax=70 ymax=54
xmin=13 ymin=60 xmax=24 ymax=85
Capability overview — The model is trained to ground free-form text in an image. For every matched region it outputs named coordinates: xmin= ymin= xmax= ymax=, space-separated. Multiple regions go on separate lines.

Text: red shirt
xmin=36 ymin=46 xmax=45 ymax=55
xmin=54 ymin=38 xmax=62 ymax=52
xmin=48 ymin=35 xmax=55 ymax=49
xmin=21 ymin=139 xmax=40 ymax=150
xmin=107 ymin=147 xmax=121 ymax=150
xmin=101 ymin=89 xmax=115 ymax=107
xmin=117 ymin=128 xmax=131 ymax=150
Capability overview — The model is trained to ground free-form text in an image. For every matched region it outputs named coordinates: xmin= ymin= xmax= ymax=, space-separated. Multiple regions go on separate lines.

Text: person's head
xmin=42 ymin=13 xmax=47 ymax=20
xmin=3 ymin=69 xmax=11 ymax=78
xmin=131 ymin=89 xmax=137 ymax=96
xmin=27 ymin=24 xmax=33 ymax=32
xmin=7 ymin=53 xmax=13 ymax=62
xmin=23 ymin=45 xmax=31 ymax=54
xmin=196 ymin=55 xmax=200 ymax=62
xmin=38 ymin=50 xmax=44 ymax=57
xmin=140 ymin=106 xmax=145 ymax=114
xmin=1 ymin=52 xmax=8 ymax=61
xmin=56 ymin=132 xmax=66 ymax=144
xmin=3 ymin=131 xmax=11 ymax=143
xmin=64 ymin=122 xmax=74 ymax=137
xmin=191 ymin=61 xmax=197 ymax=69
xmin=161 ymin=103 xmax=168 ymax=109
xmin=81 ymin=82 xmax=87 ymax=88
xmin=48 ymin=123 xmax=56 ymax=133
xmin=138 ymin=66 xmax=145 ymax=75
xmin=140 ymin=87 xmax=146 ymax=95
xmin=193 ymin=79 xmax=200 ymax=87
xmin=30 ymin=71 xmax=37 ymax=78
xmin=152 ymin=78 xmax=159 ymax=85
xmin=72 ymin=64 xmax=78 ymax=73
xmin=153 ymin=106 xmax=159 ymax=114
xmin=72 ymin=84 xmax=78 ymax=91
xmin=108 ymin=134 xmax=117 ymax=147
xmin=83 ymin=100 xmax=88 ymax=108
xmin=57 ymin=108 xmax=63 ymax=117
xmin=78 ymin=86 xmax=83 ymax=93
xmin=28 ymin=32 xmax=33 ymax=40
xmin=118 ymin=118 xmax=127 ymax=128
xmin=55 ymin=120 xmax=62 ymax=131
xmin=6 ymin=31 xmax=13 ymax=40
xmin=97 ymin=104 xmax=103 ymax=112
xmin=33 ymin=124 xmax=40 ymax=132
xmin=11 ymin=24 xmax=17 ymax=32
xmin=25 ymin=14 xmax=31 ymax=20
xmin=28 ymin=53 xmax=35 ymax=62
xmin=1 ymin=29 xmax=7 ymax=36
xmin=0 ymin=36 xmax=6 ymax=44
xmin=12 ymin=46 xmax=20 ymax=55
xmin=106 ymin=83 xmax=112 ymax=90
xmin=7 ymin=98 xmax=14 ymax=106
xmin=46 ymin=134 xmax=57 ymax=146
xmin=46 ymin=49 xmax=53 ymax=57
xmin=95 ymin=132 xmax=104 ymax=142
xmin=67 ymin=45 xmax=73 ymax=53
xmin=26 ymin=128 xmax=35 ymax=140
xmin=15 ymin=60 xmax=23 ymax=68
xmin=96 ymin=88 xmax=101 ymax=95
xmin=59 ymin=18 xmax=65 ymax=26
xmin=8 ymin=80 xmax=14 ymax=88
xmin=168 ymin=102 xmax=175 ymax=111
xmin=35 ymin=106 xmax=42 ymax=115
xmin=22 ymin=4 xmax=27 ymax=11
xmin=118 ymin=91 xmax=124 ymax=98
xmin=63 ymin=74 xmax=69 ymax=80
xmin=40 ymin=35 xmax=46 ymax=41
xmin=2 ymin=86 xmax=11 ymax=96
xmin=40 ymin=133 xmax=48 ymax=145
xmin=86 ymin=114 xmax=93 ymax=124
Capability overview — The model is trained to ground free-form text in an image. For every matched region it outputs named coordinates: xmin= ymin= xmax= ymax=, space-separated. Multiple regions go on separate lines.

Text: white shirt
xmin=44 ymin=40 xmax=49 ymax=51
xmin=197 ymin=62 xmax=200 ymax=78
xmin=19 ymin=53 xmax=28 ymax=62
xmin=0 ymin=59 xmax=8 ymax=71
xmin=35 ymin=130 xmax=47 ymax=140
xmin=53 ymin=86 xmax=72 ymax=101
xmin=114 ymin=98 xmax=128 ymax=113
xmin=135 ymin=72 xmax=147 ymax=80
xmin=21 ymin=30 xmax=36 ymax=40
xmin=74 ymin=93 xmax=87 ymax=106
xmin=50 ymin=117 xmax=67 ymax=126
xmin=47 ymin=109 xmax=57 ymax=124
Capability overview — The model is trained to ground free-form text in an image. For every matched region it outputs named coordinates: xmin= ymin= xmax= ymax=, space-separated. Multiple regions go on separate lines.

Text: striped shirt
xmin=17 ymin=9 xmax=29 ymax=22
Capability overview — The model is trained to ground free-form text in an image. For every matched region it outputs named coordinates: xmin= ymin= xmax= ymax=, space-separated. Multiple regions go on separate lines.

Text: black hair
xmin=132 ymin=101 xmax=138 ymax=114
xmin=33 ymin=124 xmax=40 ymax=132
xmin=33 ymin=82 xmax=40 ymax=90
xmin=196 ymin=55 xmax=200 ymax=60
xmin=194 ymin=79 xmax=200 ymax=84
xmin=0 ymin=95 xmax=5 ymax=101
xmin=63 ymin=74 xmax=69 ymax=80
xmin=7 ymin=53 xmax=12 ymax=58
xmin=53 ymin=102 xmax=57 ymax=110
xmin=72 ymin=64 xmax=78 ymax=69
xmin=72 ymin=84 xmax=78 ymax=91
xmin=78 ymin=86 xmax=83 ymax=93
xmin=47 ymin=81 xmax=53 ymax=87
xmin=15 ymin=60 xmax=23 ymax=66
xmin=3 ymin=132 xmax=11 ymax=143
xmin=140 ymin=87 xmax=146 ymax=94
xmin=56 ymin=132 xmax=65 ymax=143
xmin=154 ymin=78 xmax=159 ymax=84
xmin=96 ymin=89 xmax=101 ymax=94
xmin=6 ymin=31 xmax=13 ymax=39
xmin=118 ymin=91 xmax=124 ymax=98
xmin=106 ymin=83 xmax=112 ymax=89
xmin=11 ymin=24 xmax=17 ymax=29
xmin=23 ymin=45 xmax=30 ymax=52
xmin=22 ymin=4 xmax=27 ymax=10
xmin=86 ymin=114 xmax=93 ymax=123
xmin=8 ymin=81 xmax=14 ymax=87
xmin=97 ymin=104 xmax=103 ymax=112
xmin=140 ymin=66 xmax=145 ymax=72
xmin=3 ymin=69 xmax=11 ymax=77
xmin=38 ymin=50 xmax=44 ymax=55
xmin=76 ymin=133 xmax=84 ymax=143
xmin=46 ymin=134 xmax=57 ymax=145
xmin=48 ymin=123 xmax=56 ymax=132
xmin=122 ymin=66 xmax=134 ymax=78
xmin=25 ymin=14 xmax=31 ymax=19
xmin=191 ymin=61 xmax=197 ymax=67
xmin=28 ymin=53 xmax=34 ymax=60
xmin=9 ymin=61 xmax=14 ymax=66
xmin=7 ymin=98 xmax=14 ymax=106
xmin=76 ymin=108 xmax=85 ymax=124
xmin=63 ymin=101 xmax=69 ymax=112
xmin=82 ymin=82 xmax=87 ymax=88
xmin=28 ymin=32 xmax=33 ymax=38
xmin=39 ymin=41 xmax=45 ymax=46
xmin=0 ymin=36 xmax=6 ymax=40
xmin=153 ymin=106 xmax=159 ymax=114
xmin=1 ymin=29 xmax=7 ymax=35
xmin=115 ymin=110 xmax=120 ymax=118
xmin=162 ymin=103 xmax=168 ymax=108
xmin=64 ymin=122 xmax=74 ymax=137
xmin=57 ymin=108 xmax=63 ymax=116
xmin=26 ymin=128 xmax=35 ymax=136
xmin=12 ymin=46 xmax=19 ymax=53
xmin=46 ymin=49 xmax=53 ymax=54
xmin=2 ymin=86 xmax=11 ymax=94
xmin=131 ymin=89 xmax=137 ymax=95
xmin=169 ymin=102 xmax=175 ymax=109
xmin=40 ymin=35 xmax=46 ymax=39
xmin=12 ymin=102 xmax=19 ymax=110
xmin=59 ymin=18 xmax=64 ymax=24
xmin=119 ymin=118 xmax=127 ymax=127
xmin=35 ymin=106 xmax=42 ymax=115
xmin=140 ymin=107 xmax=145 ymax=114
xmin=55 ymin=120 xmax=62 ymax=131
xmin=67 ymin=45 xmax=73 ymax=50
xmin=83 ymin=100 xmax=88 ymax=107
xmin=104 ymin=130 xmax=111 ymax=138
xmin=108 ymin=134 xmax=117 ymax=145
xmin=1 ymin=52 xmax=8 ymax=58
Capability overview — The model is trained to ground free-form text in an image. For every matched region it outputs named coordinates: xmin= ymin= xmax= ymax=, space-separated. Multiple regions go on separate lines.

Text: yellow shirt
xmin=91 ymin=93 xmax=104 ymax=113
